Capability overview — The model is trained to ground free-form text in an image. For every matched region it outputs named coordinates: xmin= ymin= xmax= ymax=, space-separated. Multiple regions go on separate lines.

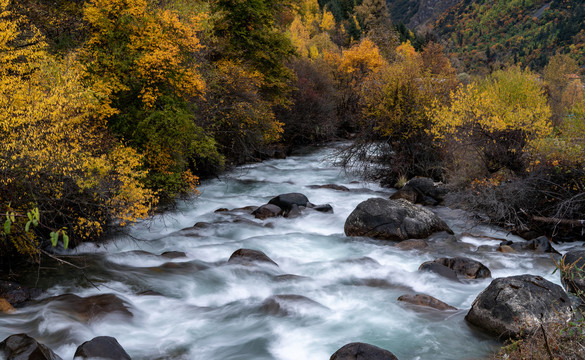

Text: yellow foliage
xmin=430 ymin=67 xmax=552 ymax=142
xmin=320 ymin=8 xmax=335 ymax=31
xmin=1 ymin=2 xmax=155 ymax=256
xmin=84 ymin=0 xmax=206 ymax=107
xmin=396 ymin=40 xmax=416 ymax=59
xmin=287 ymin=0 xmax=337 ymax=59
xmin=338 ymin=38 xmax=386 ymax=79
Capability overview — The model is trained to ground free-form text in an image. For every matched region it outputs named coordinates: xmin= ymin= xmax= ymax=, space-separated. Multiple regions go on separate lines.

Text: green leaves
xmin=49 ymin=229 xmax=69 ymax=249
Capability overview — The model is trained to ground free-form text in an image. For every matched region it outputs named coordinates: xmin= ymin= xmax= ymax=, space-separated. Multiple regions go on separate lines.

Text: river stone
xmin=407 ymin=177 xmax=447 ymax=202
xmin=308 ymin=184 xmax=350 ymax=192
xmin=395 ymin=239 xmax=428 ymax=251
xmin=260 ymin=294 xmax=328 ymax=316
xmin=503 ymin=236 xmax=558 ymax=254
xmin=74 ymin=336 xmax=131 ymax=360
xmin=228 ymin=249 xmax=278 ymax=267
xmin=268 ymin=193 xmax=310 ymax=211
xmin=252 ymin=204 xmax=283 ymax=220
xmin=42 ymin=294 xmax=133 ymax=322
xmin=418 ymin=262 xmax=459 ymax=281
xmin=390 ymin=184 xmax=420 ymax=203
xmin=330 ymin=342 xmax=398 ymax=360
xmin=422 ymin=257 xmax=491 ymax=279
xmin=0 ymin=334 xmax=62 ymax=360
xmin=0 ymin=281 xmax=40 ymax=305
xmin=344 ymin=198 xmax=452 ymax=241
xmin=397 ymin=293 xmax=457 ymax=311
xmin=465 ymin=274 xmax=573 ymax=338
xmin=560 ymin=250 xmax=585 ymax=297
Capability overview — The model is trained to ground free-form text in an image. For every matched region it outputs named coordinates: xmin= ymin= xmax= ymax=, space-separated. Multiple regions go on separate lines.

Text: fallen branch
xmin=532 ymin=216 xmax=585 ymax=227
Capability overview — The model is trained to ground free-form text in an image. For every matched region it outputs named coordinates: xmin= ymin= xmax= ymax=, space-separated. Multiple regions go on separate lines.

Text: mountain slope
xmin=433 ymin=0 xmax=585 ymax=71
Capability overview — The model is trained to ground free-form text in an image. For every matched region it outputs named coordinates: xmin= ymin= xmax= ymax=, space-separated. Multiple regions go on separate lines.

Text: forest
xmin=1 ymin=0 xmax=585 ymax=358
xmin=2 ymin=0 xmax=584 ymax=265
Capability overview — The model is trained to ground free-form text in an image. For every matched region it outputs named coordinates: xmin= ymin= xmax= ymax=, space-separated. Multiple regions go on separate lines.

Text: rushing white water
xmin=0 ymin=143 xmax=579 ymax=360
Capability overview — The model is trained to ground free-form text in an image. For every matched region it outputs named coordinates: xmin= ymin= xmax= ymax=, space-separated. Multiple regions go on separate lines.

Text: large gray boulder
xmin=0 ymin=334 xmax=62 ymax=360
xmin=330 ymin=342 xmax=398 ymax=360
xmin=465 ymin=274 xmax=572 ymax=338
xmin=560 ymin=250 xmax=585 ymax=297
xmin=344 ymin=198 xmax=452 ymax=241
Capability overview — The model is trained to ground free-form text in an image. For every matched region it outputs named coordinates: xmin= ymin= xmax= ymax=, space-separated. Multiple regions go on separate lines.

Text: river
xmin=0 ymin=143 xmax=576 ymax=359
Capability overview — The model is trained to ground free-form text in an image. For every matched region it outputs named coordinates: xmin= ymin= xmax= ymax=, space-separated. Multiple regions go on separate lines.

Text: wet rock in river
xmin=260 ymin=294 xmax=328 ymax=316
xmin=330 ymin=342 xmax=398 ymax=360
xmin=391 ymin=177 xmax=447 ymax=205
xmin=344 ymin=198 xmax=452 ymax=241
xmin=499 ymin=236 xmax=558 ymax=254
xmin=560 ymin=250 xmax=585 ymax=297
xmin=466 ymin=274 xmax=572 ymax=338
xmin=40 ymin=293 xmax=133 ymax=323
xmin=397 ymin=293 xmax=457 ymax=311
xmin=0 ymin=334 xmax=62 ymax=360
xmin=268 ymin=193 xmax=311 ymax=210
xmin=252 ymin=204 xmax=283 ymax=220
xmin=395 ymin=239 xmax=428 ymax=251
xmin=228 ymin=249 xmax=278 ymax=267
xmin=418 ymin=262 xmax=459 ymax=281
xmin=74 ymin=336 xmax=131 ymax=360
xmin=160 ymin=251 xmax=187 ymax=259
xmin=420 ymin=257 xmax=491 ymax=279
xmin=307 ymin=184 xmax=350 ymax=192
xmin=0 ymin=281 xmax=41 ymax=306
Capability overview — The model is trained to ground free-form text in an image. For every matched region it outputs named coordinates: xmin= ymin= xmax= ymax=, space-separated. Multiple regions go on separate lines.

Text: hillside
xmin=433 ymin=0 xmax=585 ymax=71
xmin=384 ymin=0 xmax=461 ymax=28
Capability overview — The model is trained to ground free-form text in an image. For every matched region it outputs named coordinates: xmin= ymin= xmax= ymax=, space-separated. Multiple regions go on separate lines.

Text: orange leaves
xmin=84 ymin=0 xmax=206 ymax=108
xmin=338 ymin=38 xmax=386 ymax=78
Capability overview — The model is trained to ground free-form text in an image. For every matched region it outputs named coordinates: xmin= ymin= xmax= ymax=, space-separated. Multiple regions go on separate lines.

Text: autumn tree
xmin=430 ymin=66 xmax=552 ymax=179
xmin=212 ymin=0 xmax=296 ymax=105
xmin=82 ymin=0 xmax=219 ymax=201
xmin=353 ymin=0 xmax=397 ymax=59
xmin=1 ymin=0 xmax=154 ymax=260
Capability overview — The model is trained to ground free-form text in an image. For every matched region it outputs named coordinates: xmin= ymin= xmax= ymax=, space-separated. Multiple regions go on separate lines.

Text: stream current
xmin=0 ymin=143 xmax=578 ymax=360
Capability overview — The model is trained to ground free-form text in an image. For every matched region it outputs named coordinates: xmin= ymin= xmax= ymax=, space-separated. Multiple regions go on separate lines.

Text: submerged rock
xmin=330 ymin=342 xmax=398 ymax=360
xmin=420 ymin=257 xmax=491 ymax=279
xmin=466 ymin=274 xmax=572 ymax=338
xmin=228 ymin=249 xmax=278 ymax=267
xmin=0 ymin=334 xmax=62 ymax=360
xmin=40 ymin=293 xmax=133 ymax=323
xmin=74 ymin=336 xmax=131 ymax=360
xmin=560 ymin=250 xmax=585 ymax=297
xmin=260 ymin=294 xmax=328 ymax=316
xmin=395 ymin=239 xmax=428 ymax=251
xmin=344 ymin=198 xmax=452 ymax=241
xmin=397 ymin=293 xmax=457 ymax=311
xmin=418 ymin=262 xmax=459 ymax=281
xmin=308 ymin=184 xmax=350 ymax=192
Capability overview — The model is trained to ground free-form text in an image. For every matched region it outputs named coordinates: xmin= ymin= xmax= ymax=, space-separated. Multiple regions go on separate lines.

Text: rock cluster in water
xmin=0 ymin=334 xmax=131 ymax=360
